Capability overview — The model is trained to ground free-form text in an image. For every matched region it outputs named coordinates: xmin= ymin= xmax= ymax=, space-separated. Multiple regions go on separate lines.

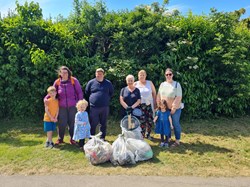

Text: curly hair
xmin=76 ymin=99 xmax=88 ymax=111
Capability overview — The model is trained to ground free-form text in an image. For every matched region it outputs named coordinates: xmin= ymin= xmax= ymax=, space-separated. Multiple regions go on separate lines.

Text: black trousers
xmin=58 ymin=106 xmax=77 ymax=140
xmin=89 ymin=106 xmax=109 ymax=139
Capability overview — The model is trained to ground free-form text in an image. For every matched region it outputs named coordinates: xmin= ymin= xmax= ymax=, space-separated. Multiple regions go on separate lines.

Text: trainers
xmin=55 ymin=139 xmax=64 ymax=145
xmin=159 ymin=142 xmax=165 ymax=147
xmin=45 ymin=141 xmax=50 ymax=148
xmin=164 ymin=142 xmax=169 ymax=148
xmin=70 ymin=139 xmax=77 ymax=145
xmin=48 ymin=142 xmax=54 ymax=148
xmin=170 ymin=142 xmax=180 ymax=148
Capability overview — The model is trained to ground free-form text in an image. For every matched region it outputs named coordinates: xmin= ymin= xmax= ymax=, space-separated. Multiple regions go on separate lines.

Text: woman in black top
xmin=120 ymin=74 xmax=141 ymax=117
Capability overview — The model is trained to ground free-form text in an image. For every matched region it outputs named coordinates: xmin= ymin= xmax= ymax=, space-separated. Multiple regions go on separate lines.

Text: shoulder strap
xmin=70 ymin=77 xmax=75 ymax=85
xmin=55 ymin=78 xmax=60 ymax=86
xmin=56 ymin=77 xmax=77 ymax=100
xmin=175 ymin=81 xmax=178 ymax=97
xmin=71 ymin=77 xmax=77 ymax=100
xmin=56 ymin=77 xmax=75 ymax=86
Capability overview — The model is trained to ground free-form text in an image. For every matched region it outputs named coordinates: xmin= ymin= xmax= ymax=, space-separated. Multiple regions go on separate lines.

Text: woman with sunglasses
xmin=156 ymin=68 xmax=182 ymax=147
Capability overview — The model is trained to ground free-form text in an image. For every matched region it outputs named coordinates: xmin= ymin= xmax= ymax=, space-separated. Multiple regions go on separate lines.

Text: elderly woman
xmin=157 ymin=68 xmax=182 ymax=147
xmin=134 ymin=70 xmax=156 ymax=140
xmin=120 ymin=74 xmax=141 ymax=118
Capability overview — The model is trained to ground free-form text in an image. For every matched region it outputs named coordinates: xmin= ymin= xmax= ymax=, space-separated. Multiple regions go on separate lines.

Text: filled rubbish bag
xmin=126 ymin=138 xmax=153 ymax=162
xmin=121 ymin=126 xmax=143 ymax=140
xmin=110 ymin=134 xmax=136 ymax=166
xmin=84 ymin=133 xmax=112 ymax=165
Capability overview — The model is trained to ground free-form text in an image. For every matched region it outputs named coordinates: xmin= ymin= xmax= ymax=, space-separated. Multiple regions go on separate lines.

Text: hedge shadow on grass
xmin=0 ymin=136 xmax=43 ymax=147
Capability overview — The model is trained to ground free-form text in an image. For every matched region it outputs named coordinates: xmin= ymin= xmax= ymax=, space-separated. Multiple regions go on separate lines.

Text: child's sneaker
xmin=49 ymin=142 xmax=54 ymax=148
xmin=159 ymin=142 xmax=165 ymax=147
xmin=45 ymin=141 xmax=50 ymax=148
xmin=164 ymin=142 xmax=169 ymax=148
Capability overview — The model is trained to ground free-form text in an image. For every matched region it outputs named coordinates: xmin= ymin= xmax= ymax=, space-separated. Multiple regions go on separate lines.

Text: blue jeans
xmin=171 ymin=108 xmax=182 ymax=140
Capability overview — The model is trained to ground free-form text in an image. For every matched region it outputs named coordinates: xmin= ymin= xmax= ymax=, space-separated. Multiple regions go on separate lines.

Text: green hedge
xmin=0 ymin=1 xmax=249 ymax=119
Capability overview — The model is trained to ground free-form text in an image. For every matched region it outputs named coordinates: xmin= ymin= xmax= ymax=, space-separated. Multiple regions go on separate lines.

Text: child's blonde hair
xmin=76 ymin=99 xmax=88 ymax=111
xmin=47 ymin=86 xmax=56 ymax=93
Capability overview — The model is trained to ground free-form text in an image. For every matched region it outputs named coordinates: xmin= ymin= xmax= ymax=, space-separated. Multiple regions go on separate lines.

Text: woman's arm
xmin=171 ymin=82 xmax=182 ymax=112
xmin=74 ymin=78 xmax=83 ymax=100
xmin=120 ymin=96 xmax=128 ymax=109
xmin=131 ymin=99 xmax=141 ymax=109
xmin=156 ymin=82 xmax=163 ymax=107
xmin=150 ymin=81 xmax=157 ymax=109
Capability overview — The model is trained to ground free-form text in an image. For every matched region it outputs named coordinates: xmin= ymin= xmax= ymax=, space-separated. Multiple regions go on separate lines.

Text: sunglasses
xmin=165 ymin=73 xmax=173 ymax=76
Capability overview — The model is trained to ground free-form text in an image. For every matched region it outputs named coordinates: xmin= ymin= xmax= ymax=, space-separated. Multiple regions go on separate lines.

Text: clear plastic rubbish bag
xmin=110 ymin=134 xmax=136 ymax=166
xmin=84 ymin=133 xmax=112 ymax=165
xmin=121 ymin=126 xmax=143 ymax=140
xmin=126 ymin=138 xmax=153 ymax=162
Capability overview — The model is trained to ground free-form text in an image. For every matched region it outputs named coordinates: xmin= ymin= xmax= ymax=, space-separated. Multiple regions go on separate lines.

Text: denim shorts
xmin=44 ymin=121 xmax=56 ymax=132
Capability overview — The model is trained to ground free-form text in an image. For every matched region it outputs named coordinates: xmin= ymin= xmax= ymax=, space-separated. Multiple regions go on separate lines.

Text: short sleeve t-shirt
xmin=43 ymin=98 xmax=59 ymax=122
xmin=158 ymin=81 xmax=182 ymax=100
xmin=120 ymin=87 xmax=141 ymax=106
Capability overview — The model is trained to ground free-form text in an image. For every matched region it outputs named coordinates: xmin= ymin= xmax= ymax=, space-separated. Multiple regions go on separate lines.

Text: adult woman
xmin=134 ymin=70 xmax=156 ymax=139
xmin=157 ymin=68 xmax=182 ymax=147
xmin=120 ymin=75 xmax=141 ymax=118
xmin=44 ymin=66 xmax=83 ymax=145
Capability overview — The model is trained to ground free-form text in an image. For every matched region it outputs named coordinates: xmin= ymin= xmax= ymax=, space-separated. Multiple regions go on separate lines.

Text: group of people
xmin=43 ymin=66 xmax=183 ymax=150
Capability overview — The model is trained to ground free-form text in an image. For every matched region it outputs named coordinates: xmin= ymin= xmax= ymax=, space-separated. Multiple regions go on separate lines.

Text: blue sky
xmin=1 ymin=0 xmax=250 ymax=19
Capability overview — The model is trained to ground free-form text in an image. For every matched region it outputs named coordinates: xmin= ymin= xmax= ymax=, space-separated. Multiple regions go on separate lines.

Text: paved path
xmin=1 ymin=175 xmax=250 ymax=187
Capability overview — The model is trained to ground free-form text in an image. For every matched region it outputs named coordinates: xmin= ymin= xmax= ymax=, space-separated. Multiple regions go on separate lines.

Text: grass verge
xmin=0 ymin=116 xmax=250 ymax=176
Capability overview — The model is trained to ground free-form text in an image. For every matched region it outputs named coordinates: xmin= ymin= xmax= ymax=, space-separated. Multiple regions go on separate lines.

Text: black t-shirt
xmin=120 ymin=87 xmax=141 ymax=117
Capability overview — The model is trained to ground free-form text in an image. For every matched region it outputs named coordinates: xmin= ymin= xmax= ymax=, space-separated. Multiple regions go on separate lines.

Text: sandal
xmin=170 ymin=142 xmax=180 ymax=148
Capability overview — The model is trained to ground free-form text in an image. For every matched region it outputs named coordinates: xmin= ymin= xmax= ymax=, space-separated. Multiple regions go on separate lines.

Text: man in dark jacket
xmin=85 ymin=68 xmax=114 ymax=140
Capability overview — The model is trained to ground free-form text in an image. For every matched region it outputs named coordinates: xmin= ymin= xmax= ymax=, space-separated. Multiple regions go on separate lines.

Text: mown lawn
xmin=0 ymin=116 xmax=249 ymax=176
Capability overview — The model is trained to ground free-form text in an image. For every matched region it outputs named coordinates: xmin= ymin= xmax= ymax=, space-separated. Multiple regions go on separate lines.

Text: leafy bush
xmin=0 ymin=1 xmax=249 ymax=119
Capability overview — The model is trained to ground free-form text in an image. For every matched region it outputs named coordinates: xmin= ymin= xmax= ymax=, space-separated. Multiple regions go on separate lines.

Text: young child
xmin=153 ymin=100 xmax=171 ymax=148
xmin=73 ymin=99 xmax=91 ymax=150
xmin=43 ymin=86 xmax=59 ymax=148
